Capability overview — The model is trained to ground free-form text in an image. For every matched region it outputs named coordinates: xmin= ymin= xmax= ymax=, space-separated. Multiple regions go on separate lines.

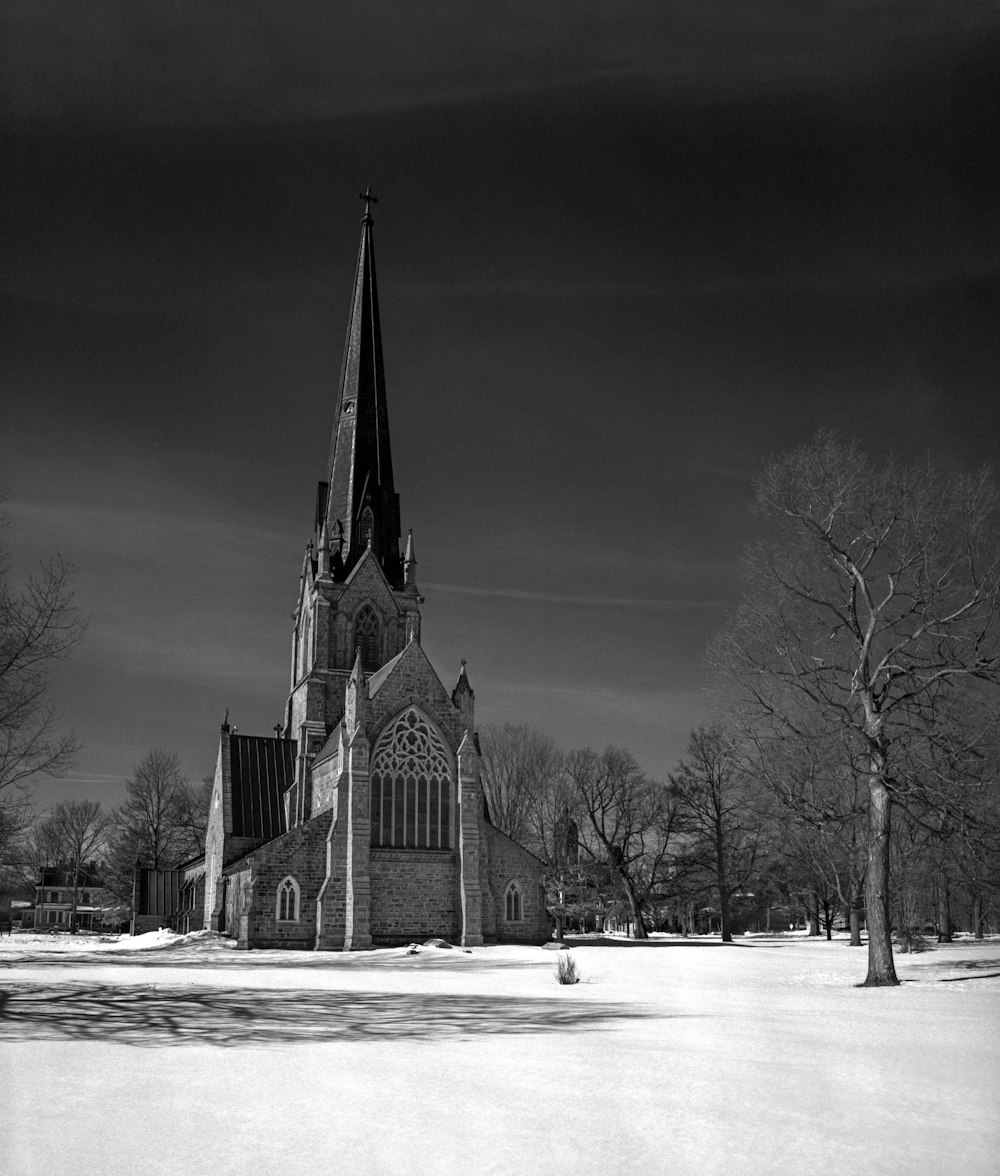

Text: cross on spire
xmin=359 ymin=187 xmax=378 ymax=222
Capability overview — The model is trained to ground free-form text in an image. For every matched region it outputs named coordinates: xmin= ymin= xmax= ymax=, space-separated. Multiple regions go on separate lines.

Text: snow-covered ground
xmin=2 ymin=930 xmax=997 ymax=1175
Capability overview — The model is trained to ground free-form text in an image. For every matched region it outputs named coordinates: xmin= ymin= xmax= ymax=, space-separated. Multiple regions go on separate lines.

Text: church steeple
xmin=320 ymin=190 xmax=402 ymax=587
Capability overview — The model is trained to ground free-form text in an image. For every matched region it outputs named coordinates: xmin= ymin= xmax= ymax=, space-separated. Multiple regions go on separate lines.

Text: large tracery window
xmin=370 ymin=708 xmax=452 ymax=849
xmin=354 ymin=605 xmax=380 ymax=671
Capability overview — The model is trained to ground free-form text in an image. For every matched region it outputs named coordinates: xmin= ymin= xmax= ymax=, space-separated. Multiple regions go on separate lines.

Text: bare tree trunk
xmin=973 ymin=893 xmax=984 ymax=940
xmin=863 ymin=778 xmax=899 ymax=986
xmin=719 ymin=890 xmax=733 ymax=942
xmin=807 ymin=892 xmax=820 ymax=937
xmin=715 ymin=831 xmax=733 ymax=943
xmin=622 ymin=880 xmax=648 ymax=939
xmin=936 ymin=869 xmax=952 ymax=943
xmin=849 ymin=865 xmax=864 ymax=946
xmin=849 ymin=903 xmax=863 ymax=947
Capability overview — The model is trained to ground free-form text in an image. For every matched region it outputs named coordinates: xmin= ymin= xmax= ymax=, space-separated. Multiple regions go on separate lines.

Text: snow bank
xmin=0 ymin=927 xmax=235 ymax=955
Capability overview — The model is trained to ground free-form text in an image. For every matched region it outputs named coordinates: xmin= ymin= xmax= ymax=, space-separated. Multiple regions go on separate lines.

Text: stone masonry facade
xmin=197 ymin=206 xmax=552 ymax=951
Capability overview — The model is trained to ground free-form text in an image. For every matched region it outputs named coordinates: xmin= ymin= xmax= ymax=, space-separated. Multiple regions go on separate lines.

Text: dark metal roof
xmin=136 ymin=868 xmax=181 ymax=917
xmin=229 ymin=734 xmax=295 ymax=840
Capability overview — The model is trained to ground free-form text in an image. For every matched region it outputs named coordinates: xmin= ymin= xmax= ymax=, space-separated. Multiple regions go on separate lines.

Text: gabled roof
xmin=366 ymin=647 xmax=406 ymax=696
xmin=312 ymin=721 xmax=343 ymax=769
xmin=229 ymin=733 xmax=296 ymax=840
xmin=366 ymin=638 xmax=458 ymax=725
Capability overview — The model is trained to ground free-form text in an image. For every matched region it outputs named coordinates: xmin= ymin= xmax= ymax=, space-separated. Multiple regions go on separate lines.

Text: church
xmin=176 ymin=194 xmax=551 ymax=950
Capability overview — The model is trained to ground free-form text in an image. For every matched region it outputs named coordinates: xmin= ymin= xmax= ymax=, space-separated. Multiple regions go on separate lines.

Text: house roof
xmin=38 ymin=866 xmax=102 ymax=889
xmin=229 ymin=733 xmax=296 ymax=840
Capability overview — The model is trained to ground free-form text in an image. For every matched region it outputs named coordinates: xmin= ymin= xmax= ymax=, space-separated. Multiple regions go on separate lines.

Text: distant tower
xmin=319 ymin=186 xmax=403 ymax=587
xmin=283 ymin=192 xmax=422 ymax=823
xmin=553 ymin=806 xmax=580 ymax=866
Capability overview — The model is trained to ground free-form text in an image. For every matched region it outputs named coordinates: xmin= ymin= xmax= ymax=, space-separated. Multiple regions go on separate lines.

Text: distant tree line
xmin=6 ymin=750 xmax=210 ymax=927
xmin=481 ymin=434 xmax=1000 ymax=987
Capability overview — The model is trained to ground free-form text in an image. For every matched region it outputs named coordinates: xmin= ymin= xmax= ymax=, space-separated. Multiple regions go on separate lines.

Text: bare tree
xmin=479 ymin=723 xmax=565 ymax=855
xmin=715 ymin=432 xmax=1000 ymax=985
xmin=108 ymin=749 xmax=203 ymax=885
xmin=564 ymin=746 xmax=681 ymax=939
xmin=41 ymin=799 xmax=112 ymax=929
xmin=745 ymin=723 xmax=869 ymax=944
xmin=670 ymin=724 xmax=767 ymax=943
xmin=174 ymin=776 xmax=214 ymax=857
xmin=15 ymin=818 xmax=64 ymax=895
xmin=0 ymin=518 xmax=86 ymax=853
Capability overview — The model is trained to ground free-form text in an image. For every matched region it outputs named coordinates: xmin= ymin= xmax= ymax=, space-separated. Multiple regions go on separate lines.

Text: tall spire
xmin=322 ymin=190 xmax=402 ymax=586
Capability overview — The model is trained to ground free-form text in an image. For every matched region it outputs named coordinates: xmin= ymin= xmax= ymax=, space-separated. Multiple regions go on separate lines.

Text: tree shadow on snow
xmin=0 ymin=946 xmax=554 ymax=973
xmin=929 ymin=957 xmax=1000 ymax=983
xmin=0 ymin=983 xmax=663 ymax=1047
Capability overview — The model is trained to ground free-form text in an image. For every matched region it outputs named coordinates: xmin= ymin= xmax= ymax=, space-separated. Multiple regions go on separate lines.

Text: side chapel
xmin=179 ymin=194 xmax=550 ymax=949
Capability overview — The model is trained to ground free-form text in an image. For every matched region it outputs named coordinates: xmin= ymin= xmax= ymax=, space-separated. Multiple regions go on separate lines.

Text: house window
xmin=505 ymin=882 xmax=523 ymax=922
xmin=369 ymin=707 xmax=453 ymax=849
xmin=354 ymin=605 xmax=380 ymax=671
xmin=49 ymin=891 xmax=59 ymax=903
xmin=82 ymin=892 xmax=90 ymax=905
xmin=276 ymin=876 xmax=300 ymax=922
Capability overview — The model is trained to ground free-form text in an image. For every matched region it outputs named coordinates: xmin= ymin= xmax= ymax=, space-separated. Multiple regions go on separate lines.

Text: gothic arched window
xmin=369 ymin=708 xmax=453 ymax=849
xmin=297 ymin=607 xmax=316 ymax=681
xmin=360 ymin=506 xmax=375 ymax=548
xmin=276 ymin=876 xmax=300 ymax=922
xmin=505 ymin=882 xmax=523 ymax=922
xmin=354 ymin=605 xmax=380 ymax=671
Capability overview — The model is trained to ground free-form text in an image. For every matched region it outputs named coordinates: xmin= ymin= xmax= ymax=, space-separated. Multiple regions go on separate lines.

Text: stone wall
xmin=483 ymin=824 xmax=551 ymax=944
xmin=365 ymin=644 xmax=465 ymax=752
xmin=232 ymin=815 xmax=332 ymax=950
xmin=369 ymin=849 xmax=459 ymax=944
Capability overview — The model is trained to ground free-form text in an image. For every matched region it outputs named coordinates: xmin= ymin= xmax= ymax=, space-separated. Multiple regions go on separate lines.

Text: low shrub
xmin=895 ymin=927 xmax=931 ymax=954
xmin=555 ymin=952 xmax=580 ymax=985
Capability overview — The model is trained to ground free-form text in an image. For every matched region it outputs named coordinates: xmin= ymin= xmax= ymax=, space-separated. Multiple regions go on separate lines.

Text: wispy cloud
xmin=422 ymin=581 xmax=728 ymax=610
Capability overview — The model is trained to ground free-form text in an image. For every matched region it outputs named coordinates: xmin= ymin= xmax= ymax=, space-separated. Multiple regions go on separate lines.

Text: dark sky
xmin=3 ymin=2 xmax=999 ymax=811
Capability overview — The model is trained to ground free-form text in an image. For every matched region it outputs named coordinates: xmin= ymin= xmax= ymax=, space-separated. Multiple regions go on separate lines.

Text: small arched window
xmin=355 ymin=605 xmax=380 ymax=671
xmin=276 ymin=876 xmax=300 ymax=922
xmin=505 ymin=881 xmax=523 ymax=923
